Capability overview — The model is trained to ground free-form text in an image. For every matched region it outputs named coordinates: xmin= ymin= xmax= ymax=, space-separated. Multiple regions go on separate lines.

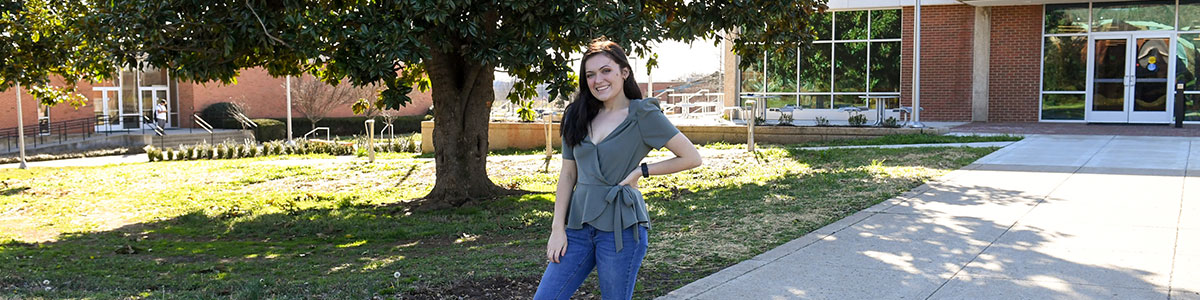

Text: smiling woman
xmin=535 ymin=38 xmax=703 ymax=299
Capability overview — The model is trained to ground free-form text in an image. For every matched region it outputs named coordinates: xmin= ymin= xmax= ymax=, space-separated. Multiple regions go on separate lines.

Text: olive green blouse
xmin=562 ymin=98 xmax=680 ymax=251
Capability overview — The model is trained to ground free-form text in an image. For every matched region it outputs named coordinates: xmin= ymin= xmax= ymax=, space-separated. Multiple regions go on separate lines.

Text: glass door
xmin=1087 ymin=34 xmax=1174 ymax=123
xmin=1129 ymin=35 xmax=1172 ymax=123
xmin=93 ymin=87 xmax=120 ymax=131
xmin=139 ymin=86 xmax=169 ymax=129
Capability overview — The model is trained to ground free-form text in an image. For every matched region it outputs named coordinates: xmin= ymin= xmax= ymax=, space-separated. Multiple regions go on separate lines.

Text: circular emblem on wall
xmin=1148 ymin=63 xmax=1158 ymax=71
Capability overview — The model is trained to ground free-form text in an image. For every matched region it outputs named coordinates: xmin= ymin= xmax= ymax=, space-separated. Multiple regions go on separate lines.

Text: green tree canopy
xmin=0 ymin=0 xmax=114 ymax=105
xmin=86 ymin=0 xmax=827 ymax=207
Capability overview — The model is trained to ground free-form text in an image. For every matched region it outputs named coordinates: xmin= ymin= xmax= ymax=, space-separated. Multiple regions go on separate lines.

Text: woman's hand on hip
xmin=546 ymin=229 xmax=568 ymax=264
xmin=619 ymin=170 xmax=641 ymax=189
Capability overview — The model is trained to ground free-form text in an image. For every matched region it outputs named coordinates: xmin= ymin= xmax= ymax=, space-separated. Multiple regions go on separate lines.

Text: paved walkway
xmin=662 ymin=134 xmax=1200 ymax=299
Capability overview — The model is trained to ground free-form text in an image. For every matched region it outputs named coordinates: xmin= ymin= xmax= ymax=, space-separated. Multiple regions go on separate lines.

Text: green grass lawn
xmin=0 ymin=144 xmax=1001 ymax=299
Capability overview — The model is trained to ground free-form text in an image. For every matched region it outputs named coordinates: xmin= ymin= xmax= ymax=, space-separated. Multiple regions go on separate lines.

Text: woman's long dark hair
xmin=562 ymin=38 xmax=644 ymax=146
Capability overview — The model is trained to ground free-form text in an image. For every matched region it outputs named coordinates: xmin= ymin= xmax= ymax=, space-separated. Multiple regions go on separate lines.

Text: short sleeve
xmin=561 ymin=139 xmax=575 ymax=160
xmin=637 ymin=99 xmax=681 ymax=149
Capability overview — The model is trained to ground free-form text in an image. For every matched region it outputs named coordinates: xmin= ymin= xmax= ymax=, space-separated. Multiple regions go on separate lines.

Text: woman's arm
xmin=547 ymin=159 xmax=577 ymax=263
xmin=619 ymin=132 xmax=702 ymax=187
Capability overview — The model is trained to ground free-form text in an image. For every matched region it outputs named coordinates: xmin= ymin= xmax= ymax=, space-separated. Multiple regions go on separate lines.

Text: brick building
xmin=731 ymin=0 xmax=1200 ymax=124
xmin=0 ymin=67 xmax=433 ymax=131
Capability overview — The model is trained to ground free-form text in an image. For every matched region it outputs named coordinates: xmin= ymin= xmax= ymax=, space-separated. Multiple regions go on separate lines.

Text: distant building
xmin=0 ymin=67 xmax=433 ymax=131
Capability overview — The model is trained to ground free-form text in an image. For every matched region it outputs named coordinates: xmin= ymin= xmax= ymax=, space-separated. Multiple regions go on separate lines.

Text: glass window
xmin=834 ymin=42 xmax=867 ymax=92
xmin=834 ymin=94 xmax=864 ymax=109
xmin=799 ymin=44 xmax=831 ymax=92
xmin=870 ymin=10 xmax=901 ymax=39
xmin=1045 ymin=4 xmax=1089 ymax=34
xmin=741 ymin=56 xmax=766 ymax=93
xmin=870 ymin=42 xmax=900 ymax=93
xmin=141 ymin=67 xmax=169 ymax=86
xmin=1180 ymin=33 xmax=1200 ymax=121
xmin=1181 ymin=34 xmax=1200 ymax=91
xmin=1183 ymin=0 xmax=1200 ymax=31
xmin=813 ymin=12 xmax=832 ymax=41
xmin=768 ymin=48 xmax=798 ymax=93
xmin=1042 ymin=94 xmax=1085 ymax=120
xmin=1185 ymin=94 xmax=1200 ymax=121
xmin=767 ymin=95 xmax=796 ymax=109
xmin=1043 ymin=36 xmax=1087 ymax=91
xmin=799 ymin=94 xmax=831 ymax=109
xmin=1092 ymin=0 xmax=1174 ymax=32
xmin=836 ymin=11 xmax=867 ymax=40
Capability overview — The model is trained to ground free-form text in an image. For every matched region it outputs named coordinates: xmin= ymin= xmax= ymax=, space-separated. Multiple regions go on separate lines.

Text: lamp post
xmin=286 ymin=75 xmax=294 ymax=145
xmin=745 ymin=99 xmax=756 ymax=153
xmin=16 ymin=84 xmax=27 ymax=169
xmin=910 ymin=0 xmax=926 ymax=128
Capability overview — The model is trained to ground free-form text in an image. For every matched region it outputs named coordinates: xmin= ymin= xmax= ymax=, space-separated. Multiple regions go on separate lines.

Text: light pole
xmin=286 ymin=75 xmax=294 ymax=145
xmin=15 ymin=83 xmax=27 ymax=169
xmin=910 ymin=0 xmax=926 ymax=128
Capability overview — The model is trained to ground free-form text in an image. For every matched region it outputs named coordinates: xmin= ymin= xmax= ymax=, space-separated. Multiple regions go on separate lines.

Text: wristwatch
xmin=641 ymin=162 xmax=650 ymax=178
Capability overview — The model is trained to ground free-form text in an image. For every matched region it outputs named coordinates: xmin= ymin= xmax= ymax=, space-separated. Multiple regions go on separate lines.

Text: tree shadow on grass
xmin=0 ymin=194 xmax=564 ymax=299
xmin=0 ymin=186 xmax=29 ymax=196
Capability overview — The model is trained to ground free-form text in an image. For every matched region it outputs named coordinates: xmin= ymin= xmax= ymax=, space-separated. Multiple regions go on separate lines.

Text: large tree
xmin=86 ymin=0 xmax=826 ymax=208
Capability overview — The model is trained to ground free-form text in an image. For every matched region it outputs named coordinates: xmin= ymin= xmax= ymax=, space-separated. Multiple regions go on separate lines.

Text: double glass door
xmin=1088 ymin=34 xmax=1173 ymax=123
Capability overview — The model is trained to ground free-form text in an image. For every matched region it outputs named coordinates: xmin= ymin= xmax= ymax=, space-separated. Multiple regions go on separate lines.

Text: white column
xmin=910 ymin=0 xmax=926 ymax=128
xmin=16 ymin=84 xmax=27 ymax=169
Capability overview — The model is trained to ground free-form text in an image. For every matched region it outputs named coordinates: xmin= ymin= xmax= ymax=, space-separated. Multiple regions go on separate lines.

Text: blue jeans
xmin=533 ymin=224 xmax=649 ymax=300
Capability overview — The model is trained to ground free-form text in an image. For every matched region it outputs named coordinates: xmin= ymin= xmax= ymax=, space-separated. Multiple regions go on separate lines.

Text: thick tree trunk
xmin=420 ymin=49 xmax=509 ymax=209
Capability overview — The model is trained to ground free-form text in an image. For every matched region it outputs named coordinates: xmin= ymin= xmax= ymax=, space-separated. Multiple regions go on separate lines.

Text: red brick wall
xmin=901 ymin=4 xmax=976 ymax=122
xmin=988 ymin=5 xmax=1042 ymax=122
xmin=0 ymin=78 xmax=98 ymax=134
xmin=190 ymin=68 xmax=433 ymax=120
xmin=0 ymin=86 xmax=40 ymax=131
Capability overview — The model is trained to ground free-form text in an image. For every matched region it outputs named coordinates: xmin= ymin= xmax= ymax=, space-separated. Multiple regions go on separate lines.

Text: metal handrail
xmin=2 ymin=115 xmax=101 ymax=153
xmin=192 ymin=114 xmax=213 ymax=134
xmin=142 ymin=115 xmax=165 ymax=136
xmin=379 ymin=123 xmax=394 ymax=140
xmin=232 ymin=112 xmax=258 ymax=129
xmin=303 ymin=127 xmax=330 ymax=141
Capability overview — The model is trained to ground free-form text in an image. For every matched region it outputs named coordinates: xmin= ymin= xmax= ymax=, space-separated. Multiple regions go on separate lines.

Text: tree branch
xmin=244 ymin=0 xmax=288 ymax=47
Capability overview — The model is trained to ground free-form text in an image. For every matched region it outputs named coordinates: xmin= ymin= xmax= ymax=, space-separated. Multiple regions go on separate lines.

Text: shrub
xmin=779 ymin=113 xmax=795 ymax=126
xmin=167 ymin=149 xmax=176 ymax=161
xmin=848 ymin=114 xmax=868 ymax=127
xmin=815 ymin=116 xmax=830 ymax=126
xmin=882 ymin=117 xmax=901 ymax=128
xmin=754 ymin=116 xmax=766 ymax=126
xmin=252 ymin=119 xmax=287 ymax=142
xmin=200 ymin=102 xmax=248 ymax=129
xmin=144 ymin=145 xmax=158 ymax=162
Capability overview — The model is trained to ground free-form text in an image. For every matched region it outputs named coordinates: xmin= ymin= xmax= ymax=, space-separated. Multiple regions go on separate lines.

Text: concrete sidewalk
xmin=662 ymin=135 xmax=1200 ymax=299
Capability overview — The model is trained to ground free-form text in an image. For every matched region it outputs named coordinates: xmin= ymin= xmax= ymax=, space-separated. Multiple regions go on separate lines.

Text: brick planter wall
xmin=420 ymin=121 xmax=947 ymax=153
